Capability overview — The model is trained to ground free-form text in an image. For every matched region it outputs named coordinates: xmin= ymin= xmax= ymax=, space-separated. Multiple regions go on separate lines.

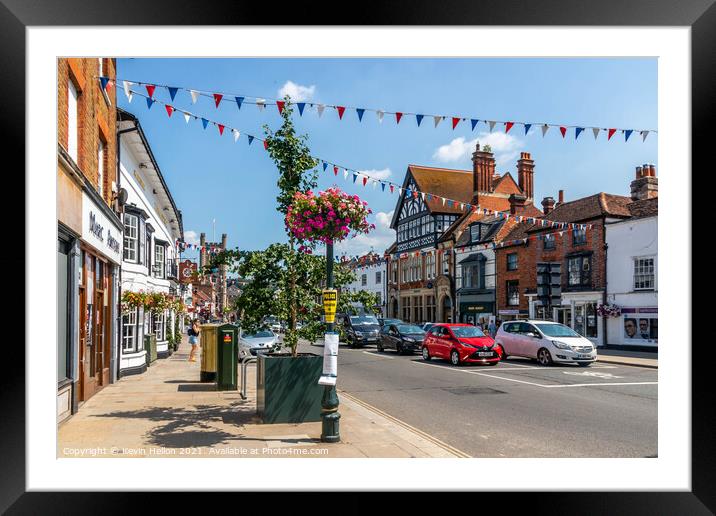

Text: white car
xmin=239 ymin=329 xmax=280 ymax=358
xmin=494 ymin=320 xmax=597 ymax=366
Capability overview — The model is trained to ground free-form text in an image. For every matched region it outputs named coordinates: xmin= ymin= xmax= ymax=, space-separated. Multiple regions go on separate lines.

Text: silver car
xmin=239 ymin=329 xmax=279 ymax=358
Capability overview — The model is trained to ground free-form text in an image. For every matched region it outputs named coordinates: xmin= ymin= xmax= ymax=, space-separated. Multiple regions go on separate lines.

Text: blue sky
xmin=116 ymin=58 xmax=657 ymax=261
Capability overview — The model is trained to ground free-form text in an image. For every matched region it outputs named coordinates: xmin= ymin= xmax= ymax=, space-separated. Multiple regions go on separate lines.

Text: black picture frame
xmin=6 ymin=0 xmax=711 ymax=512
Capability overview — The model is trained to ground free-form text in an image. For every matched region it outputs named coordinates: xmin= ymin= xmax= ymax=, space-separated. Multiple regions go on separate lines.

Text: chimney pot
xmin=541 ymin=196 xmax=555 ymax=215
xmin=558 ymin=190 xmax=564 ymax=204
xmin=636 ymin=166 xmax=643 ymax=179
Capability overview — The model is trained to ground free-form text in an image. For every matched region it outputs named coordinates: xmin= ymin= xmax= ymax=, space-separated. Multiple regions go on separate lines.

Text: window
xmin=123 ymin=213 xmax=138 ymax=262
xmin=154 ymin=312 xmax=166 ymax=341
xmin=375 ymin=271 xmax=381 ymax=284
xmin=97 ymin=139 xmax=105 ymax=198
xmin=463 ymin=264 xmax=480 ymax=288
xmin=634 ymin=257 xmax=655 ymax=290
xmin=401 ymin=260 xmax=408 ymax=283
xmin=426 ymin=252 xmax=435 ymax=280
xmin=544 ymin=233 xmax=556 ymax=250
xmin=507 ymin=253 xmax=518 ymax=271
xmin=426 ymin=296 xmax=436 ymax=322
xmin=402 ymin=297 xmax=411 ymax=321
xmin=414 ymin=296 xmax=423 ymax=323
xmin=506 ymin=280 xmax=519 ymax=306
xmin=572 ymin=228 xmax=587 ymax=246
xmin=361 ymin=274 xmax=367 ymax=286
xmin=391 ymin=261 xmax=397 ymax=283
xmin=567 ymin=255 xmax=592 ymax=287
xmin=442 ymin=252 xmax=450 ymax=275
xmin=154 ymin=244 xmax=166 ymax=278
xmin=122 ymin=309 xmax=138 ymax=352
xmin=67 ymin=79 xmax=79 ymax=162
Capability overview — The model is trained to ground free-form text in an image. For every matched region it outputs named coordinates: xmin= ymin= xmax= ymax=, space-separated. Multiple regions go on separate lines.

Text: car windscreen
xmin=243 ymin=330 xmax=274 ymax=338
xmin=397 ymin=324 xmax=425 ymax=335
xmin=534 ymin=324 xmax=581 ymax=338
xmin=350 ymin=316 xmax=379 ymax=325
xmin=450 ymin=326 xmax=486 ymax=338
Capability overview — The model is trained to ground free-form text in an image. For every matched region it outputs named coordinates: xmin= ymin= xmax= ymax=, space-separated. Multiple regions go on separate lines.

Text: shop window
xmin=57 ymin=237 xmax=71 ymax=383
xmin=123 ymin=213 xmax=138 ymax=262
xmin=567 ymin=255 xmax=591 ymax=287
xmin=507 ymin=253 xmax=518 ymax=271
xmin=534 ymin=305 xmax=551 ymax=320
xmin=414 ymin=296 xmax=424 ymax=323
xmin=506 ymin=280 xmax=519 ymax=306
xmin=634 ymin=257 xmax=655 ymax=290
xmin=574 ymin=303 xmax=598 ymax=339
xmin=426 ymin=296 xmax=436 ymax=322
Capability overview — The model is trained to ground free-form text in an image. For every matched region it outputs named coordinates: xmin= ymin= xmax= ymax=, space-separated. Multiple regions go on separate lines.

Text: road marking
xmin=562 ymin=371 xmax=623 ymax=379
xmin=497 ymin=365 xmax=617 ymax=371
xmin=362 ymin=351 xmax=395 ymax=359
xmin=414 ymin=361 xmax=658 ymax=389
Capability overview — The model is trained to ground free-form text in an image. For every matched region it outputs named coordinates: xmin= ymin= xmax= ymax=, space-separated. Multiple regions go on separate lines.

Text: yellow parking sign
xmin=322 ymin=289 xmax=338 ymax=323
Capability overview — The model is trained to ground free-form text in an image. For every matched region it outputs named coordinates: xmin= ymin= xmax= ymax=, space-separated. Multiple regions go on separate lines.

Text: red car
xmin=422 ymin=323 xmax=502 ymax=366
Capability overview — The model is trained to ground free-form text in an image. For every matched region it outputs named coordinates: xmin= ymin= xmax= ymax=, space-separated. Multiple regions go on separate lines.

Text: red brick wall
xmin=58 ymin=58 xmax=117 ymax=207
xmin=495 ymin=242 xmax=534 ymax=314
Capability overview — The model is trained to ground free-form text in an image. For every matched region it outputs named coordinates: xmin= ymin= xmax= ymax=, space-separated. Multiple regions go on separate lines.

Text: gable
xmin=492 ymin=172 xmax=523 ymax=196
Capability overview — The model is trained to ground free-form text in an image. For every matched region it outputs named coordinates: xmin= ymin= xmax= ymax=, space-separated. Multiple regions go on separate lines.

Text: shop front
xmin=498 ymin=308 xmax=529 ymax=321
xmin=607 ymin=307 xmax=658 ymax=349
xmin=559 ymin=291 xmax=603 ymax=347
xmin=458 ymin=299 xmax=494 ymax=327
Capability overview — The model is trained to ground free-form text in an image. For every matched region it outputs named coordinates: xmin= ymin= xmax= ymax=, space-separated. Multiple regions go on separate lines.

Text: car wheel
xmin=577 ymin=362 xmax=591 ymax=367
xmin=396 ymin=342 xmax=403 ymax=355
xmin=537 ymin=348 xmax=553 ymax=366
xmin=376 ymin=341 xmax=384 ymax=352
xmin=422 ymin=346 xmax=431 ymax=361
xmin=450 ymin=349 xmax=461 ymax=366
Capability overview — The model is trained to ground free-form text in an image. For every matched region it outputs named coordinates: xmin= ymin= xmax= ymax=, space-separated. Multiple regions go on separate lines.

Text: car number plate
xmin=478 ymin=352 xmax=493 ymax=357
xmin=576 ymin=354 xmax=592 ymax=359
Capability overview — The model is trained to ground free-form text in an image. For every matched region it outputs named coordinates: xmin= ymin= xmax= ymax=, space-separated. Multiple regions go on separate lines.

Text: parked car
xmin=421 ymin=322 xmax=435 ymax=332
xmin=239 ymin=329 xmax=279 ymax=358
xmin=340 ymin=314 xmax=382 ymax=348
xmin=378 ymin=323 xmax=426 ymax=354
xmin=494 ymin=320 xmax=596 ymax=367
xmin=379 ymin=318 xmax=402 ymax=329
xmin=422 ymin=323 xmax=501 ymax=366
xmin=262 ymin=316 xmax=282 ymax=334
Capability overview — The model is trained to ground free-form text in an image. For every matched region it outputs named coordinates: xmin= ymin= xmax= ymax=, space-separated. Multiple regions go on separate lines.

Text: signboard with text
xmin=322 ymin=289 xmax=338 ymax=324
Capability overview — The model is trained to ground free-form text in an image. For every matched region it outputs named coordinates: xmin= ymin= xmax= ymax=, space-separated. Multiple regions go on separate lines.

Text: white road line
xmin=496 ymin=365 xmax=617 ymax=371
xmin=414 ymin=361 xmax=658 ymax=389
xmin=362 ymin=351 xmax=395 ymax=359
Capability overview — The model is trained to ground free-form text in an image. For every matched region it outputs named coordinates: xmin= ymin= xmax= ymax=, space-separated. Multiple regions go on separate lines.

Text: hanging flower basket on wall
xmin=597 ymin=303 xmax=621 ymax=318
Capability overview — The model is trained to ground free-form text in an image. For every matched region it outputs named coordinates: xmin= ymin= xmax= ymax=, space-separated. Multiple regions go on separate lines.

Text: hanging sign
xmin=318 ymin=332 xmax=339 ymax=386
xmin=322 ymin=289 xmax=338 ymax=324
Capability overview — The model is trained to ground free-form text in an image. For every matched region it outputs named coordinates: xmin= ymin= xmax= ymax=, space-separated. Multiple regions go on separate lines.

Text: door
xmin=387 ymin=325 xmax=399 ymax=350
xmin=519 ymin=322 xmax=541 ymax=359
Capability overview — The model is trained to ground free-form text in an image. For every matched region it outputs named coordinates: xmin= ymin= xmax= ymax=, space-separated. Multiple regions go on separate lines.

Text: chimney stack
xmin=630 ymin=164 xmax=658 ymax=200
xmin=471 ymin=142 xmax=496 ymax=202
xmin=517 ymin=152 xmax=535 ymax=200
xmin=199 ymin=233 xmax=206 ymax=267
xmin=509 ymin=193 xmax=528 ymax=215
xmin=541 ymin=196 xmax=555 ymax=215
xmin=558 ymin=190 xmax=564 ymax=204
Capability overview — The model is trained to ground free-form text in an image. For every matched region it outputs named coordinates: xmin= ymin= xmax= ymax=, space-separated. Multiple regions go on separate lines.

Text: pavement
xmin=57 ymin=336 xmax=466 ymax=458
xmin=596 ymin=348 xmax=658 ymax=369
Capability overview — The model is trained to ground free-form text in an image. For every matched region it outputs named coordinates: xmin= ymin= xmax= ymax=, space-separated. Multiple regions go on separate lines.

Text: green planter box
xmin=257 ymin=353 xmax=323 ymax=424
xmin=144 ymin=334 xmax=157 ymax=366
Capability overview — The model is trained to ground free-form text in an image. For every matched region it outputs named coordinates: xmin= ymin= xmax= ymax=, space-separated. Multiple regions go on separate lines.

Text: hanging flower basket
xmin=121 ymin=290 xmax=147 ymax=314
xmin=285 ymin=187 xmax=375 ymax=248
xmin=597 ymin=303 xmax=621 ymax=318
xmin=145 ymin=292 xmax=173 ymax=314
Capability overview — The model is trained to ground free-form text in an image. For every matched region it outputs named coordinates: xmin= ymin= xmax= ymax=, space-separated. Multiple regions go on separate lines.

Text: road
xmin=303 ymin=341 xmax=658 ymax=458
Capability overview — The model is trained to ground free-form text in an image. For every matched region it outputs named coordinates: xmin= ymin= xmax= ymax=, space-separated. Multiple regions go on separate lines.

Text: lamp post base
xmin=320 ymin=385 xmax=340 ymax=443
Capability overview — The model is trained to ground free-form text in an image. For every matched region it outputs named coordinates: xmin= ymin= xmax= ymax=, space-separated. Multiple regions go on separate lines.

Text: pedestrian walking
xmin=188 ymin=319 xmax=201 ymax=362
xmin=488 ymin=319 xmax=497 ymax=339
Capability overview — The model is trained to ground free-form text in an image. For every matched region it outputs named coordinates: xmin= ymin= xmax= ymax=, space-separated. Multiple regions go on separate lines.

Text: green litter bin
xmin=144 ymin=334 xmax=157 ymax=366
xmin=216 ymin=324 xmax=238 ymax=391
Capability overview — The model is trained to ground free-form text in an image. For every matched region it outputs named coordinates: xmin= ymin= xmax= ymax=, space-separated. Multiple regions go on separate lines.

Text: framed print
xmin=6 ymin=0 xmax=713 ymax=512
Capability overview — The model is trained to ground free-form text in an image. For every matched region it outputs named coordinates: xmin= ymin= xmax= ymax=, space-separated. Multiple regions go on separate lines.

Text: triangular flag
xmin=625 ymin=130 xmax=633 ymax=142
xmin=488 ymin=121 xmax=496 ymax=132
xmin=235 ymin=96 xmax=244 ymax=109
xmin=165 ymin=105 xmax=174 ymax=117
xmin=322 ymin=162 xmax=328 ymax=172
xmin=217 ymin=124 xmax=225 ymax=136
xmin=452 ymin=117 xmax=461 ymax=130
xmin=442 ymin=197 xmax=446 ymax=206
xmin=146 ymin=97 xmax=154 ymax=109
xmin=607 ymin=128 xmax=617 ymax=140
xmin=505 ymin=121 xmax=514 ymax=133
xmin=390 ymin=185 xmax=394 ymax=193
xmin=297 ymin=103 xmax=306 ymax=116
xmin=317 ymin=104 xmax=326 ymax=117
xmin=433 ymin=116 xmax=442 ymax=128
xmin=416 ymin=114 xmax=424 ymax=126
xmin=336 ymin=106 xmax=346 ymax=119
xmin=559 ymin=126 xmax=567 ymax=138
xmin=592 ymin=128 xmax=600 ymax=140
xmin=641 ymin=130 xmax=649 ymax=142
xmin=248 ymin=135 xmax=254 ymax=145
xmin=343 ymin=170 xmax=348 ymax=180
xmin=470 ymin=119 xmax=479 ymax=131
xmin=352 ymin=174 xmax=357 ymax=184
xmin=356 ymin=108 xmax=365 ymax=122
xmin=190 ymin=90 xmax=200 ymax=104
xmin=395 ymin=112 xmax=403 ymax=124
xmin=541 ymin=124 xmax=550 ymax=137
xmin=233 ymin=129 xmax=240 ymax=142
xmin=99 ymin=77 xmax=110 ymax=91
xmin=127 ymin=92 xmax=133 ymax=103
xmin=381 ymin=182 xmax=386 ymax=192
xmin=377 ymin=110 xmax=384 ymax=123
xmin=212 ymin=93 xmax=223 ymax=108
xmin=575 ymin=127 xmax=584 ymax=139
xmin=145 ymin=84 xmax=156 ymax=98
xmin=167 ymin=87 xmax=178 ymax=101
xmin=276 ymin=100 xmax=285 ymax=114
xmin=334 ymin=166 xmax=339 ymax=176
xmin=256 ymin=99 xmax=266 ymax=111
xmin=123 ymin=81 xmax=132 ymax=99
xmin=263 ymin=140 xmax=268 ymax=150
xmin=524 ymin=123 xmax=532 ymax=135
xmin=363 ymin=176 xmax=368 ymax=186
xmin=201 ymin=118 xmax=209 ymax=129
xmin=183 ymin=112 xmax=190 ymax=123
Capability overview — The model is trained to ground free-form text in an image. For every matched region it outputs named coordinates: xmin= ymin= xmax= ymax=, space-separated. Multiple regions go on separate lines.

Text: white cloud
xmin=184 ymin=230 xmax=200 ymax=246
xmin=433 ymin=131 xmax=523 ymax=167
xmin=334 ymin=210 xmax=395 ymax=257
xmin=277 ymin=80 xmax=316 ymax=102
xmin=358 ymin=168 xmax=391 ymax=181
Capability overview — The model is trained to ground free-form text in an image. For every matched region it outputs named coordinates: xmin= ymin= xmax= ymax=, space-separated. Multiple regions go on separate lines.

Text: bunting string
xmin=104 ymin=76 xmax=656 ymax=142
xmin=123 ymin=83 xmax=593 ymax=233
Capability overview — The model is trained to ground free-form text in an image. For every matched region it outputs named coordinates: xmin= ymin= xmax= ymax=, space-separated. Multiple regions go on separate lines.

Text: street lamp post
xmin=321 ymin=240 xmax=340 ymax=443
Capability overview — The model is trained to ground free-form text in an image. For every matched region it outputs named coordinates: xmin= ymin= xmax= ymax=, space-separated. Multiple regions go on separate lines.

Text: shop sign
xmin=322 ymin=289 xmax=337 ymax=324
xmin=499 ymin=309 xmax=520 ymax=315
xmin=179 ymin=260 xmax=198 ymax=283
xmin=82 ymin=191 xmax=122 ymax=264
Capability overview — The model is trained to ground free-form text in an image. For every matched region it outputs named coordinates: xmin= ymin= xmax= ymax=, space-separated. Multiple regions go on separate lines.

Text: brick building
xmin=57 ymin=58 xmax=122 ymax=422
xmin=198 ymin=233 xmax=228 ymax=319
xmin=386 ymin=144 xmax=541 ymax=324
